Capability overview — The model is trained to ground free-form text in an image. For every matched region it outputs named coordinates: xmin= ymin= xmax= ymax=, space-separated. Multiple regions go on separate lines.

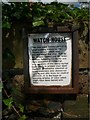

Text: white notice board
xmin=28 ymin=33 xmax=72 ymax=86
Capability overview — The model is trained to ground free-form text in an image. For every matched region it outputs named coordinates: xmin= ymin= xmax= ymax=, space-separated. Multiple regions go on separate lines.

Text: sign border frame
xmin=23 ymin=26 xmax=79 ymax=94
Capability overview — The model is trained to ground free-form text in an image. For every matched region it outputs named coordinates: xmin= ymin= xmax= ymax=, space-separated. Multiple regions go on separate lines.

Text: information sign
xmin=28 ymin=33 xmax=72 ymax=86
xmin=23 ymin=26 xmax=79 ymax=94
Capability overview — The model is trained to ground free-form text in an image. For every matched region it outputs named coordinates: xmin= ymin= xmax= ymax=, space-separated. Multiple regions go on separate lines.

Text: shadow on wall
xmin=2 ymin=28 xmax=16 ymax=69
xmin=2 ymin=22 xmax=31 ymax=69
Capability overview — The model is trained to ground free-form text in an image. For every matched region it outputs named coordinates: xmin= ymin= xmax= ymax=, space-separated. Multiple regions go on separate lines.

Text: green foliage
xmin=3 ymin=97 xmax=13 ymax=109
xmin=19 ymin=104 xmax=24 ymax=113
xmin=2 ymin=2 xmax=31 ymax=28
xmin=2 ymin=2 xmax=89 ymax=28
xmin=18 ymin=104 xmax=27 ymax=120
xmin=2 ymin=21 xmax=11 ymax=29
xmin=18 ymin=115 xmax=27 ymax=120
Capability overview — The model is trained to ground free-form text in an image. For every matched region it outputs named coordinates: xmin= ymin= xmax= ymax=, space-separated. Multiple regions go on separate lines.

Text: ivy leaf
xmin=18 ymin=115 xmax=27 ymax=120
xmin=3 ymin=97 xmax=13 ymax=109
xmin=2 ymin=21 xmax=11 ymax=29
xmin=33 ymin=20 xmax=45 ymax=27
xmin=19 ymin=104 xmax=24 ymax=113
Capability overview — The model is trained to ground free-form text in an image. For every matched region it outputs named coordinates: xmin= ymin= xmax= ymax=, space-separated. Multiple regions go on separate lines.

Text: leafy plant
xmin=18 ymin=115 xmax=27 ymax=120
xmin=19 ymin=104 xmax=24 ymax=113
xmin=2 ymin=2 xmax=89 ymax=28
xmin=3 ymin=97 xmax=13 ymax=109
xmin=18 ymin=104 xmax=27 ymax=120
xmin=3 ymin=93 xmax=27 ymax=119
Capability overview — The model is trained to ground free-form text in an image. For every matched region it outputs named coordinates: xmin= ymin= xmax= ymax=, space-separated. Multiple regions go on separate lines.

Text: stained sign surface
xmin=28 ymin=33 xmax=72 ymax=86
